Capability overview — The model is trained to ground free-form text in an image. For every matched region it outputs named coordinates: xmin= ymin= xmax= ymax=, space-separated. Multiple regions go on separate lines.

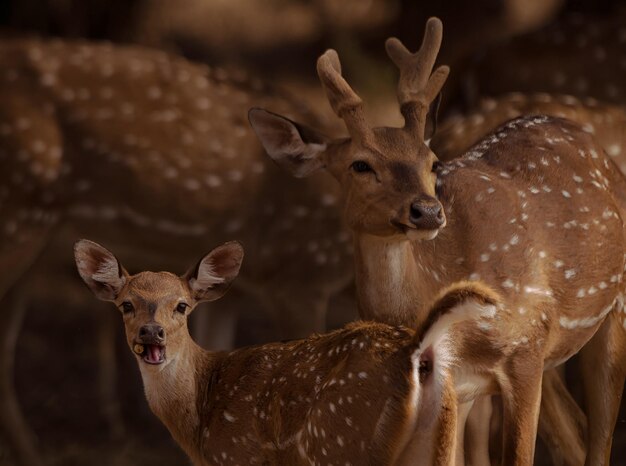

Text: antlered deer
xmin=74 ymin=238 xmax=501 ymax=466
xmin=249 ymin=17 xmax=626 ymax=465
xmin=0 ymin=39 xmax=352 ymax=465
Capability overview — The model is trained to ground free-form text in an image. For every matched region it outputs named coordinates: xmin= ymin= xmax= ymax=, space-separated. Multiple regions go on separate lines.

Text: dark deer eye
xmin=176 ymin=303 xmax=189 ymax=314
xmin=351 ymin=161 xmax=372 ymax=173
xmin=432 ymin=160 xmax=443 ymax=172
xmin=121 ymin=302 xmax=134 ymax=313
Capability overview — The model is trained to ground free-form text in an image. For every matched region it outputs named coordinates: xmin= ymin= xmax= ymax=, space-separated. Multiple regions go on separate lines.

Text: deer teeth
xmin=133 ymin=344 xmax=145 ymax=355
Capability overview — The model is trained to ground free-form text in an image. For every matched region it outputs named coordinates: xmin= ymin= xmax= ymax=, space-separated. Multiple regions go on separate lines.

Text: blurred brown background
xmin=0 ymin=0 xmax=625 ymax=464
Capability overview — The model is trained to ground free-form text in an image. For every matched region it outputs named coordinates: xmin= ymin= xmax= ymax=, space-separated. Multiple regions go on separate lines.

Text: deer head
xmin=249 ymin=18 xmax=450 ymax=240
xmin=74 ymin=239 xmax=244 ymax=368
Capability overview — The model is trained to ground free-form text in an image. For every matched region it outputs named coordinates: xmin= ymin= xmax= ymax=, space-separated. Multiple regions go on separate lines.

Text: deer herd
xmin=1 ymin=11 xmax=625 ymax=466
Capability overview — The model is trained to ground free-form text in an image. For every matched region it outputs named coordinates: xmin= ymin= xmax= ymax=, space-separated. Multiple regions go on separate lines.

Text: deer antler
xmin=386 ymin=17 xmax=450 ymax=137
xmin=316 ymin=49 xmax=372 ymax=142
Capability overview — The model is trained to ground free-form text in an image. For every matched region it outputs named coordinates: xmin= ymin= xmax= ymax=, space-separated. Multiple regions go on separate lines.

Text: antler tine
xmin=385 ymin=17 xmax=450 ymax=136
xmin=317 ymin=50 xmax=371 ymax=142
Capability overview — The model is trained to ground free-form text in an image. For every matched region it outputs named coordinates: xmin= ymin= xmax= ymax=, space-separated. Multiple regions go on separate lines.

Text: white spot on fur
xmin=608 ymin=144 xmax=621 ymax=156
xmin=560 ymin=303 xmax=614 ymax=329
xmin=523 ymin=286 xmax=553 ymax=297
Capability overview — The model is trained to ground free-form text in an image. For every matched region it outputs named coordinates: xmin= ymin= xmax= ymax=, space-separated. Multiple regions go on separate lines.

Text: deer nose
xmin=138 ymin=324 xmax=165 ymax=342
xmin=409 ymin=198 xmax=445 ymax=229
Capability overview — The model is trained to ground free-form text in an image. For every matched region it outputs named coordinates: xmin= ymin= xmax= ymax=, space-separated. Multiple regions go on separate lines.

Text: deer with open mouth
xmin=75 ymin=237 xmax=506 ymax=466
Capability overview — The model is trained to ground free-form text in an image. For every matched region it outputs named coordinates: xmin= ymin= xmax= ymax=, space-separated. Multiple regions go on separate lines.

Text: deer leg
xmin=499 ymin=358 xmax=543 ymax=466
xmin=537 ymin=368 xmax=586 ymax=466
xmin=455 ymin=399 xmax=474 ymax=466
xmin=396 ymin=373 xmax=459 ymax=466
xmin=95 ymin=305 xmax=125 ymax=440
xmin=0 ymin=288 xmax=44 ymax=466
xmin=464 ymin=395 xmax=493 ymax=466
xmin=579 ymin=313 xmax=626 ymax=466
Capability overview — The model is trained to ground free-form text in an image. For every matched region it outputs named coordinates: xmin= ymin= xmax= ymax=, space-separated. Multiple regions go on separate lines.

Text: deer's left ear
xmin=248 ymin=107 xmax=329 ymax=178
xmin=185 ymin=241 xmax=244 ymax=302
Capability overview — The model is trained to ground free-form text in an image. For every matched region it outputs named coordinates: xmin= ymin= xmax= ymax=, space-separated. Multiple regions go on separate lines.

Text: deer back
xmin=431 ymin=116 xmax=626 ymax=355
xmin=196 ymin=322 xmax=419 ymax=465
xmin=433 ymin=93 xmax=626 ymax=173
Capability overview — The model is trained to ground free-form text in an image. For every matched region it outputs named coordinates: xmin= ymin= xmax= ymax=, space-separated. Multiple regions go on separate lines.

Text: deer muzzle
xmin=409 ymin=197 xmax=446 ymax=230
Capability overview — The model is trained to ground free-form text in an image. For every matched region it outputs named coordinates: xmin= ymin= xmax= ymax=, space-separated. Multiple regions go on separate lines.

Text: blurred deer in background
xmin=129 ymin=0 xmax=563 ymax=73
xmin=0 ymin=39 xmax=354 ymax=465
xmin=250 ymin=17 xmax=626 ymax=465
xmin=432 ymin=10 xmax=626 ymax=171
xmin=433 ymin=93 xmax=626 ymax=171
xmin=462 ymin=10 xmax=626 ymax=108
xmin=74 ymin=238 xmax=504 ymax=466
xmin=132 ymin=0 xmax=398 ymax=61
xmin=430 ymin=6 xmax=626 ymax=163
xmin=127 ymin=0 xmax=568 ymax=132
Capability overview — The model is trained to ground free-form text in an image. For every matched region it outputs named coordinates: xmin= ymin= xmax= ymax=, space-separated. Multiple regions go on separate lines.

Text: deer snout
xmin=409 ymin=197 xmax=445 ymax=230
xmin=138 ymin=324 xmax=165 ymax=343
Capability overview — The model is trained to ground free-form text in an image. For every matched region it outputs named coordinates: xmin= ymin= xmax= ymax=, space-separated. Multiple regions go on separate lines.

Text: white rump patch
xmin=409 ymin=300 xmax=497 ymax=395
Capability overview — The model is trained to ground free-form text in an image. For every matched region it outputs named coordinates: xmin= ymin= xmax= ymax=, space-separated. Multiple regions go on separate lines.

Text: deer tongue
xmin=145 ymin=345 xmax=164 ymax=363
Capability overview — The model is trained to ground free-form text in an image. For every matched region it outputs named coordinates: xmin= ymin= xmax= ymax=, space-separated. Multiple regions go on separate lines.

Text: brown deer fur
xmin=74 ymin=238 xmax=499 ymax=466
xmin=432 ymin=92 xmax=626 ymax=464
xmin=249 ymin=17 xmax=626 ymax=465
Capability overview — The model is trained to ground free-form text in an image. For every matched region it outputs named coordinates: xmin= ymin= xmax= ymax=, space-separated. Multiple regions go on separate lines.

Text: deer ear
xmin=248 ymin=107 xmax=328 ymax=178
xmin=185 ymin=241 xmax=244 ymax=303
xmin=74 ymin=239 xmax=128 ymax=301
xmin=424 ymin=92 xmax=442 ymax=142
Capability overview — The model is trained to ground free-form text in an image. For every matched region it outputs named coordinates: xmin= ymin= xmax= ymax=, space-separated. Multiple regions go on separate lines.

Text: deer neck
xmin=138 ymin=333 xmax=218 ymax=463
xmin=354 ymin=233 xmax=443 ymax=327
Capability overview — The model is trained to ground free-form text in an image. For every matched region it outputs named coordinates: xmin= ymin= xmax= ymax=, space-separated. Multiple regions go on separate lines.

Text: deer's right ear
xmin=74 ymin=239 xmax=128 ymax=301
xmin=248 ymin=108 xmax=328 ymax=178
xmin=185 ymin=241 xmax=244 ymax=303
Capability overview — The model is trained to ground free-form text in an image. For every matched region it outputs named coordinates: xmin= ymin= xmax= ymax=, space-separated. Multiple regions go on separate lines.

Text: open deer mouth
xmin=133 ymin=343 xmax=166 ymax=365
